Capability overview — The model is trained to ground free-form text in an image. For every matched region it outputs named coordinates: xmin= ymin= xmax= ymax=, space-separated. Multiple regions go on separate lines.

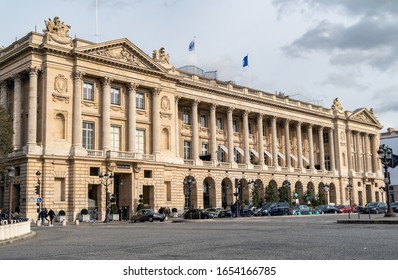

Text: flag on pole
xmin=243 ymin=54 xmax=249 ymax=67
xmin=189 ymin=39 xmax=195 ymax=51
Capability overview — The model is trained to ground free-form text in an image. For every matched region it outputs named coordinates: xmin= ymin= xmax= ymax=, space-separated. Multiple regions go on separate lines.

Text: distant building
xmin=380 ymin=127 xmax=398 ymax=202
xmin=0 ymin=17 xmax=385 ymax=221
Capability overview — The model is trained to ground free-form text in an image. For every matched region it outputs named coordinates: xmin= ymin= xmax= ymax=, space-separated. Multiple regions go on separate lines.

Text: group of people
xmin=38 ymin=208 xmax=56 ymax=226
xmin=158 ymin=206 xmax=170 ymax=217
xmin=118 ymin=206 xmax=129 ymax=221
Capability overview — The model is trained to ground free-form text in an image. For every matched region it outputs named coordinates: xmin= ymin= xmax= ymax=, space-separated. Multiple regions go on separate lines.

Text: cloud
xmin=274 ymin=0 xmax=398 ymax=71
xmin=372 ymin=84 xmax=398 ymax=113
xmin=321 ymin=71 xmax=367 ymax=90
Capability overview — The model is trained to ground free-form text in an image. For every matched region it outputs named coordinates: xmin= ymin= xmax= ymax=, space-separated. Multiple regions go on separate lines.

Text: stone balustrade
xmin=0 ymin=220 xmax=31 ymax=241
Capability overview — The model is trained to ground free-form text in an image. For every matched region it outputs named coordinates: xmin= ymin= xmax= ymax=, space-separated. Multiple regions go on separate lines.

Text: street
xmin=1 ymin=214 xmax=397 ymax=260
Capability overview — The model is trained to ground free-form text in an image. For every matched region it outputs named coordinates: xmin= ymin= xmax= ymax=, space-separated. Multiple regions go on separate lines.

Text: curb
xmin=0 ymin=231 xmax=37 ymax=246
xmin=337 ymin=219 xmax=398 ymax=224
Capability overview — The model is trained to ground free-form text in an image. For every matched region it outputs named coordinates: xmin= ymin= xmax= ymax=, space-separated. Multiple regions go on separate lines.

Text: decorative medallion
xmin=52 ymin=74 xmax=69 ymax=103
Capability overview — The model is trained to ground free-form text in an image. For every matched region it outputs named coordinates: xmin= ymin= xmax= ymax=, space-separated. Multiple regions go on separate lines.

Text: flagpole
xmin=193 ymin=36 xmax=196 ymax=75
xmin=248 ymin=53 xmax=251 ymax=88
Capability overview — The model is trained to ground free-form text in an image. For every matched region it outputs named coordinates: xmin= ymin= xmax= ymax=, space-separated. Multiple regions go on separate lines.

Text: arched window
xmin=54 ymin=113 xmax=66 ymax=139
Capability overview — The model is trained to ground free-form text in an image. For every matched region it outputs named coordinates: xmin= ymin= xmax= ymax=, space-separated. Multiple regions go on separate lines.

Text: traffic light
xmin=34 ymin=185 xmax=40 ymax=195
xmin=36 ymin=203 xmax=40 ymax=213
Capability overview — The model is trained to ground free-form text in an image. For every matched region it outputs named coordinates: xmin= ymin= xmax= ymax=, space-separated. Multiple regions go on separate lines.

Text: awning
xmin=264 ymin=150 xmax=272 ymax=159
xmin=235 ymin=146 xmax=244 ymax=156
xmin=302 ymin=155 xmax=310 ymax=163
xmin=277 ymin=152 xmax=285 ymax=160
xmin=250 ymin=148 xmax=259 ymax=157
xmin=218 ymin=144 xmax=228 ymax=154
xmin=290 ymin=154 xmax=298 ymax=161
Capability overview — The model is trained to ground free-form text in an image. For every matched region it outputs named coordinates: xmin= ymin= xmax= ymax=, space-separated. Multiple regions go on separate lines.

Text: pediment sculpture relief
xmin=95 ymin=46 xmax=139 ymax=65
xmin=152 ymin=47 xmax=170 ymax=64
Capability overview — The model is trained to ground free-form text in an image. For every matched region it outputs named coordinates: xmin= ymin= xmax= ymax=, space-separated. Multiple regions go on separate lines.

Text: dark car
xmin=363 ymin=202 xmax=387 ymax=214
xmin=184 ymin=209 xmax=210 ymax=219
xmin=268 ymin=206 xmax=290 ymax=216
xmin=317 ymin=205 xmax=339 ymax=214
xmin=261 ymin=202 xmax=290 ymax=216
xmin=391 ymin=202 xmax=398 ymax=213
xmin=131 ymin=209 xmax=166 ymax=223
xmin=290 ymin=205 xmax=311 ymax=215
xmin=218 ymin=209 xmax=233 ymax=218
xmin=241 ymin=205 xmax=254 ymax=217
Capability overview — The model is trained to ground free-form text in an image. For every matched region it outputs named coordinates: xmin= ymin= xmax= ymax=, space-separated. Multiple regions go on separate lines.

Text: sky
xmin=1 ymin=0 xmax=397 ymax=132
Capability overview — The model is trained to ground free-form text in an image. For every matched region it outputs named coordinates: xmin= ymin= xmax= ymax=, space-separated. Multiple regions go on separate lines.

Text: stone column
xmin=151 ymin=88 xmax=161 ymax=155
xmin=243 ymin=110 xmax=250 ymax=165
xmin=329 ymin=128 xmax=336 ymax=172
xmin=257 ymin=114 xmax=264 ymax=166
xmin=192 ymin=99 xmax=199 ymax=161
xmin=346 ymin=129 xmax=353 ymax=173
xmin=285 ymin=119 xmax=291 ymax=168
xmin=271 ymin=116 xmax=278 ymax=167
xmin=72 ymin=71 xmax=84 ymax=149
xmin=227 ymin=107 xmax=234 ymax=163
xmin=355 ymin=131 xmax=362 ymax=171
xmin=308 ymin=124 xmax=314 ymax=169
xmin=296 ymin=122 xmax=303 ymax=169
xmin=175 ymin=96 xmax=180 ymax=158
xmin=12 ymin=74 xmax=22 ymax=149
xmin=27 ymin=67 xmax=39 ymax=145
xmin=210 ymin=103 xmax=217 ymax=163
xmin=101 ymin=77 xmax=112 ymax=151
xmin=0 ymin=81 xmax=7 ymax=108
xmin=363 ymin=133 xmax=370 ymax=172
xmin=371 ymin=134 xmax=379 ymax=173
xmin=127 ymin=82 xmax=138 ymax=152
xmin=318 ymin=126 xmax=325 ymax=172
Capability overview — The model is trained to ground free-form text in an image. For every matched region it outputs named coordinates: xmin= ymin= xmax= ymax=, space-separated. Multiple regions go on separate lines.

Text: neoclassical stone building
xmin=0 ymin=17 xmax=384 ymax=221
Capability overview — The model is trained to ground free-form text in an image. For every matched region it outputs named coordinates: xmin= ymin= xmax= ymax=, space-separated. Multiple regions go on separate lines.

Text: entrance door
xmin=143 ymin=185 xmax=154 ymax=209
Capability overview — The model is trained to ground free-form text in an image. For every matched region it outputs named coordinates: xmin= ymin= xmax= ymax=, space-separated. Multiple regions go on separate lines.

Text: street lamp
xmin=377 ymin=144 xmax=396 ymax=217
xmin=282 ymin=180 xmax=291 ymax=204
xmin=35 ymin=170 xmax=42 ymax=214
xmin=346 ymin=184 xmax=352 ymax=219
xmin=99 ymin=171 xmax=114 ymax=223
xmin=7 ymin=166 xmax=15 ymax=224
xmin=234 ymin=179 xmax=242 ymax=217
xmin=183 ymin=176 xmax=196 ymax=210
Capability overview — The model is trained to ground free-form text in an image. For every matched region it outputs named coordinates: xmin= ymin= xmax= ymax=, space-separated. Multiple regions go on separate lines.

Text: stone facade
xmin=0 ymin=17 xmax=384 ymax=221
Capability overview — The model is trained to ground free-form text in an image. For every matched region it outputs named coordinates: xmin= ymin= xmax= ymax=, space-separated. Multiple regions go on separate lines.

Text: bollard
xmin=297 ymin=212 xmax=301 ymax=216
xmin=36 ymin=220 xmax=41 ymax=226
xmin=62 ymin=220 xmax=67 ymax=226
xmin=75 ymin=220 xmax=79 ymax=225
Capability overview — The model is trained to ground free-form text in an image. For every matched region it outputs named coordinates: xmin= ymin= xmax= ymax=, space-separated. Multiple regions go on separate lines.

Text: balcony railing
xmin=87 ymin=150 xmax=104 ymax=158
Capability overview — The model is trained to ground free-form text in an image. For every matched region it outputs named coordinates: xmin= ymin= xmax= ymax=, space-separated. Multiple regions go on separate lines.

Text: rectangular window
xmin=218 ymin=147 xmax=225 ymax=162
xmin=111 ymin=87 xmax=121 ymax=105
xmin=136 ymin=129 xmax=145 ymax=154
xmin=183 ymin=109 xmax=190 ymax=125
xmin=111 ymin=126 xmax=121 ymax=151
xmin=323 ymin=132 xmax=329 ymax=144
xmin=201 ymin=143 xmax=208 ymax=155
xmin=234 ymin=149 xmax=240 ymax=163
xmin=217 ymin=117 xmax=223 ymax=130
xmin=325 ymin=155 xmax=331 ymax=171
xmin=184 ymin=140 xmax=191 ymax=160
xmin=200 ymin=113 xmax=207 ymax=128
xmin=248 ymin=122 xmax=253 ymax=135
xmin=166 ymin=182 xmax=171 ymax=201
xmin=136 ymin=92 xmax=145 ymax=109
xmin=82 ymin=122 xmax=94 ymax=150
xmin=233 ymin=119 xmax=239 ymax=132
xmin=83 ymin=82 xmax=94 ymax=101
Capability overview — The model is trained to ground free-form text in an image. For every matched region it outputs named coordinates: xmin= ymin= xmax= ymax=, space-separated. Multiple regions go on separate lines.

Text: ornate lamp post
xmin=234 ymin=179 xmax=241 ymax=217
xmin=99 ymin=171 xmax=114 ymax=223
xmin=183 ymin=176 xmax=196 ymax=210
xmin=282 ymin=180 xmax=291 ymax=204
xmin=377 ymin=144 xmax=396 ymax=217
xmin=7 ymin=166 xmax=15 ymax=223
xmin=346 ymin=184 xmax=353 ymax=219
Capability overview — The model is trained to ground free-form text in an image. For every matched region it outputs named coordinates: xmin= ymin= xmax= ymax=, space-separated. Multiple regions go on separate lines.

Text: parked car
xmin=267 ymin=206 xmax=290 ymax=216
xmin=184 ymin=209 xmax=210 ymax=219
xmin=390 ymin=202 xmax=398 ymax=213
xmin=317 ymin=205 xmax=339 ymax=214
xmin=241 ymin=205 xmax=254 ymax=217
xmin=218 ymin=209 xmax=233 ymax=218
xmin=205 ymin=208 xmax=222 ymax=218
xmin=336 ymin=205 xmax=351 ymax=213
xmin=131 ymin=209 xmax=166 ymax=223
xmin=261 ymin=202 xmax=290 ymax=216
xmin=290 ymin=205 xmax=311 ymax=215
xmin=363 ymin=202 xmax=388 ymax=214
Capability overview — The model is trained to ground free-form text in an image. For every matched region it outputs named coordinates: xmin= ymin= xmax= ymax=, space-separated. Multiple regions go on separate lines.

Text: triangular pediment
xmin=349 ymin=108 xmax=381 ymax=126
xmin=74 ymin=39 xmax=166 ymax=72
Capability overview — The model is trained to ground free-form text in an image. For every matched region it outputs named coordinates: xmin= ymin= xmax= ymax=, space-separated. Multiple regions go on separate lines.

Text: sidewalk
xmin=337 ymin=213 xmax=398 ymax=224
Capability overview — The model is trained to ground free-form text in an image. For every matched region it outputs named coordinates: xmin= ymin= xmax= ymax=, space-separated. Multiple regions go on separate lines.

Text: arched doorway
xmin=294 ymin=181 xmax=304 ymax=204
xmin=203 ymin=177 xmax=216 ymax=209
xmin=183 ymin=176 xmax=196 ymax=210
xmin=329 ymin=183 xmax=337 ymax=205
xmin=221 ymin=178 xmax=233 ymax=209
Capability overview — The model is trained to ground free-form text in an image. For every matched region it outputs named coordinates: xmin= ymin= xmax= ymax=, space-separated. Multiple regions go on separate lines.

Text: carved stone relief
xmin=52 ymin=74 xmax=70 ymax=103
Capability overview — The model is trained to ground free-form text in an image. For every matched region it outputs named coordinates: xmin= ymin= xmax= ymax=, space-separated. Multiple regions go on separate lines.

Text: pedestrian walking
xmin=123 ymin=206 xmax=128 ymax=221
xmin=118 ymin=207 xmax=122 ymax=221
xmin=92 ymin=208 xmax=98 ymax=223
xmin=39 ymin=208 xmax=48 ymax=225
xmin=47 ymin=208 xmax=55 ymax=226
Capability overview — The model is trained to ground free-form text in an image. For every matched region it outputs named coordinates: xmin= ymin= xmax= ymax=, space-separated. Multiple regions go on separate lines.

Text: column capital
xmin=127 ymin=82 xmax=139 ymax=91
xmin=227 ymin=107 xmax=234 ymax=113
xmin=242 ymin=110 xmax=249 ymax=117
xmin=12 ymin=73 xmax=22 ymax=83
xmin=284 ymin=118 xmax=290 ymax=125
xmin=152 ymin=87 xmax=161 ymax=96
xmin=101 ymin=77 xmax=113 ymax=86
xmin=73 ymin=70 xmax=85 ymax=81
xmin=192 ymin=99 xmax=199 ymax=107
xmin=175 ymin=95 xmax=180 ymax=103
xmin=210 ymin=103 xmax=217 ymax=111
xmin=29 ymin=66 xmax=40 ymax=76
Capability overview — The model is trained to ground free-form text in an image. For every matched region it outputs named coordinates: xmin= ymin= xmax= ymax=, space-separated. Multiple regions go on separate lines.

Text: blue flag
xmin=243 ymin=55 xmax=249 ymax=67
xmin=189 ymin=40 xmax=195 ymax=51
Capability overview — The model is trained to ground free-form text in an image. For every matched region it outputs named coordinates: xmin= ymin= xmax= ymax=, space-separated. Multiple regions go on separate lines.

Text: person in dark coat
xmin=47 ymin=208 xmax=55 ymax=226
xmin=39 ymin=208 xmax=48 ymax=225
